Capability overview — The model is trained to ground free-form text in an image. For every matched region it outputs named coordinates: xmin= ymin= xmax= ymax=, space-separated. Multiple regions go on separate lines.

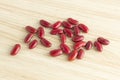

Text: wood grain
xmin=0 ymin=0 xmax=120 ymax=80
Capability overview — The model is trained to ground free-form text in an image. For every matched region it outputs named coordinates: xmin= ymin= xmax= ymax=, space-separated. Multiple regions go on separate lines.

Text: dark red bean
xmin=40 ymin=20 xmax=51 ymax=28
xmin=60 ymin=33 xmax=66 ymax=43
xmin=10 ymin=44 xmax=21 ymax=56
xmin=50 ymin=49 xmax=62 ymax=57
xmin=73 ymin=26 xmax=80 ymax=35
xmin=94 ymin=41 xmax=103 ymax=52
xmin=67 ymin=18 xmax=78 ymax=25
xmin=63 ymin=28 xmax=73 ymax=37
xmin=97 ymin=37 xmax=110 ymax=45
xmin=85 ymin=41 xmax=93 ymax=50
xmin=40 ymin=38 xmax=52 ymax=47
xmin=77 ymin=49 xmax=85 ymax=59
xmin=68 ymin=49 xmax=78 ymax=61
xmin=78 ymin=24 xmax=89 ymax=33
xmin=72 ymin=35 xmax=84 ymax=42
xmin=24 ymin=33 xmax=34 ymax=43
xmin=50 ymin=29 xmax=63 ymax=35
xmin=62 ymin=21 xmax=73 ymax=29
xmin=74 ymin=41 xmax=86 ymax=49
xmin=25 ymin=26 xmax=37 ymax=33
xmin=51 ymin=21 xmax=62 ymax=29
xmin=29 ymin=39 xmax=38 ymax=49
xmin=60 ymin=43 xmax=71 ymax=54
xmin=37 ymin=27 xmax=45 ymax=39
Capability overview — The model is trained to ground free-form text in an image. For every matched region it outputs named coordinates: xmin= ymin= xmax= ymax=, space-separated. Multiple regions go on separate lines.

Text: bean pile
xmin=10 ymin=18 xmax=110 ymax=61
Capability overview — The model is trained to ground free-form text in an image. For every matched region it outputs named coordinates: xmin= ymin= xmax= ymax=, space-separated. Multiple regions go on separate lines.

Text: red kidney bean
xmin=67 ymin=18 xmax=78 ymax=25
xmin=73 ymin=26 xmax=80 ymax=35
xmin=63 ymin=28 xmax=73 ymax=37
xmin=60 ymin=33 xmax=66 ymax=43
xmin=60 ymin=43 xmax=71 ymax=54
xmin=94 ymin=41 xmax=103 ymax=52
xmin=51 ymin=21 xmax=62 ymax=29
xmin=77 ymin=49 xmax=85 ymax=59
xmin=78 ymin=24 xmax=89 ymax=33
xmin=25 ymin=26 xmax=37 ymax=33
xmin=24 ymin=33 xmax=34 ymax=43
xmin=74 ymin=41 xmax=86 ymax=49
xmin=10 ymin=44 xmax=21 ymax=56
xmin=29 ymin=39 xmax=38 ymax=49
xmin=85 ymin=41 xmax=93 ymax=50
xmin=37 ymin=27 xmax=45 ymax=39
xmin=97 ymin=37 xmax=110 ymax=45
xmin=72 ymin=35 xmax=84 ymax=42
xmin=50 ymin=49 xmax=62 ymax=57
xmin=40 ymin=38 xmax=52 ymax=47
xmin=50 ymin=29 xmax=63 ymax=35
xmin=40 ymin=20 xmax=51 ymax=28
xmin=68 ymin=49 xmax=78 ymax=61
xmin=62 ymin=21 xmax=73 ymax=29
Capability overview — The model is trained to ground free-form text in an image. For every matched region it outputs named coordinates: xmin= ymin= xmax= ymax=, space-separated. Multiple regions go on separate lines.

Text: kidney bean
xmin=60 ymin=33 xmax=66 ymax=43
xmin=73 ymin=26 xmax=80 ymax=35
xmin=10 ymin=44 xmax=21 ymax=56
xmin=51 ymin=21 xmax=62 ymax=29
xmin=24 ymin=33 xmax=34 ymax=43
xmin=77 ymin=49 xmax=85 ymax=59
xmin=29 ymin=39 xmax=38 ymax=49
xmin=63 ymin=28 xmax=73 ymax=37
xmin=94 ymin=41 xmax=103 ymax=52
xmin=78 ymin=24 xmax=89 ymax=33
xmin=85 ymin=41 xmax=93 ymax=50
xmin=62 ymin=21 xmax=73 ymax=29
xmin=50 ymin=49 xmax=62 ymax=57
xmin=60 ymin=43 xmax=71 ymax=54
xmin=74 ymin=41 xmax=86 ymax=49
xmin=72 ymin=35 xmax=84 ymax=42
xmin=37 ymin=27 xmax=45 ymax=39
xmin=40 ymin=38 xmax=52 ymax=47
xmin=40 ymin=20 xmax=51 ymax=28
xmin=97 ymin=37 xmax=110 ymax=45
xmin=68 ymin=49 xmax=78 ymax=61
xmin=50 ymin=29 xmax=63 ymax=35
xmin=67 ymin=18 xmax=78 ymax=25
xmin=25 ymin=26 xmax=37 ymax=33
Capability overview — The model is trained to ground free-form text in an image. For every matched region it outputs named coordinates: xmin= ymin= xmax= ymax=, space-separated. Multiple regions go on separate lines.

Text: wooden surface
xmin=0 ymin=0 xmax=120 ymax=80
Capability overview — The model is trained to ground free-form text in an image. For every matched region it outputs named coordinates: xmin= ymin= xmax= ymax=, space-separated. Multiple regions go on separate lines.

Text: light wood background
xmin=0 ymin=0 xmax=120 ymax=80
